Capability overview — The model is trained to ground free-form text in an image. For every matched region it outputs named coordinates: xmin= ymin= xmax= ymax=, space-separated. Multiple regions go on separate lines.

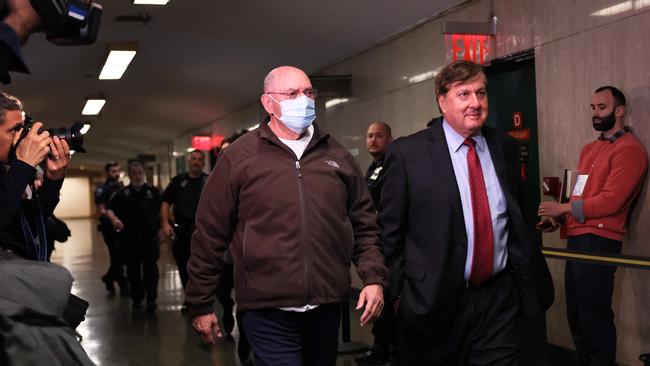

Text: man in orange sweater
xmin=538 ymin=86 xmax=647 ymax=366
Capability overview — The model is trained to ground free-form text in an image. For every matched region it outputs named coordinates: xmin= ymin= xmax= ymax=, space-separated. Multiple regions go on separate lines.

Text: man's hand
xmin=3 ymin=0 xmax=42 ymax=44
xmin=14 ymin=122 xmax=51 ymax=167
xmin=356 ymin=284 xmax=384 ymax=327
xmin=536 ymin=216 xmax=560 ymax=233
xmin=45 ymin=136 xmax=70 ymax=180
xmin=538 ymin=201 xmax=571 ymax=218
xmin=159 ymin=223 xmax=174 ymax=241
xmin=112 ymin=218 xmax=124 ymax=231
xmin=192 ymin=313 xmax=222 ymax=344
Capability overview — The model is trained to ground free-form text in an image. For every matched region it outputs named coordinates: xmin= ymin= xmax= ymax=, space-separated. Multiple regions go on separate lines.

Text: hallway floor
xmin=50 ymin=218 xmax=373 ymax=366
xmin=50 ymin=218 xmax=564 ymax=366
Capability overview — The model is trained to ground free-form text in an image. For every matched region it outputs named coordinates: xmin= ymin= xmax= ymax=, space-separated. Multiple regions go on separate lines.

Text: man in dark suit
xmin=380 ymin=60 xmax=554 ymax=365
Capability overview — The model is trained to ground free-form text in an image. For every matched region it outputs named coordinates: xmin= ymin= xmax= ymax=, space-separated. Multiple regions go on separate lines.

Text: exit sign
xmin=447 ymin=34 xmax=491 ymax=64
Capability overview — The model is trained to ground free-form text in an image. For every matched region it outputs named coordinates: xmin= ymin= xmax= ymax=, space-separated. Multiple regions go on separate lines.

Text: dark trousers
xmin=123 ymin=236 xmax=160 ymax=304
xmin=172 ymin=224 xmax=193 ymax=289
xmin=241 ymin=303 xmax=341 ymax=366
xmin=566 ymin=234 xmax=621 ymax=366
xmin=400 ymin=271 xmax=519 ymax=366
xmin=370 ymin=293 xmax=400 ymax=359
xmin=101 ymin=228 xmax=126 ymax=285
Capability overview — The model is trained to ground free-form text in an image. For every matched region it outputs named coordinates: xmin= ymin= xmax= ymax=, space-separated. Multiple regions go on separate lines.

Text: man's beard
xmin=592 ymin=110 xmax=616 ymax=132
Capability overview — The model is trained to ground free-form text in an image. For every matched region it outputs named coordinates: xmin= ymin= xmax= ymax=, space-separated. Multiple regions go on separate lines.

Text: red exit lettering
xmin=450 ymin=34 xmax=491 ymax=64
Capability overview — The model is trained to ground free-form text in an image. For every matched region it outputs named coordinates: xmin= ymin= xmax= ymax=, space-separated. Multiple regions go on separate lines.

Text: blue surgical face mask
xmin=269 ymin=94 xmax=316 ymax=133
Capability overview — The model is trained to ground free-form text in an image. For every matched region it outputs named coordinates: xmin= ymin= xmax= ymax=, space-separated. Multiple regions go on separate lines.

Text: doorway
xmin=485 ymin=50 xmax=549 ymax=361
xmin=485 ymin=50 xmax=541 ymax=240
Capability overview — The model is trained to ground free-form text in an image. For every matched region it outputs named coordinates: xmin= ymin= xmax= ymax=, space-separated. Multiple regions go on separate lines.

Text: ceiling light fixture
xmin=80 ymin=123 xmax=92 ymax=135
xmin=99 ymin=42 xmax=138 ymax=80
xmin=133 ymin=0 xmax=169 ymax=5
xmin=82 ymin=98 xmax=106 ymax=115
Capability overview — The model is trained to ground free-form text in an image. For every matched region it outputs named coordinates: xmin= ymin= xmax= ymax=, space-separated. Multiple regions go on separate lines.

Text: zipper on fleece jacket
xmin=295 ymin=160 xmax=311 ymax=304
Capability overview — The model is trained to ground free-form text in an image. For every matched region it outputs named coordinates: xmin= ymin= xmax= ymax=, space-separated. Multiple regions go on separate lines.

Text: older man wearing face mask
xmin=186 ymin=66 xmax=387 ymax=366
xmin=106 ymin=162 xmax=162 ymax=313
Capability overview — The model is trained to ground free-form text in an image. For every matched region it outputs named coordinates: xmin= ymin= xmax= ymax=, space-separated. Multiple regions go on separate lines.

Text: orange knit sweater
xmin=567 ymin=132 xmax=648 ymax=241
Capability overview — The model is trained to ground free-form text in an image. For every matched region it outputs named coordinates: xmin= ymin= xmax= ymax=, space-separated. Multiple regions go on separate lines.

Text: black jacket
xmin=380 ymin=120 xmax=554 ymax=337
xmin=0 ymin=161 xmax=63 ymax=259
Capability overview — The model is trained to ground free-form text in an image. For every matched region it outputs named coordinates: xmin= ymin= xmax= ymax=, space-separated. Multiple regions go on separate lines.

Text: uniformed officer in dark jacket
xmin=357 ymin=121 xmax=397 ymax=366
xmin=106 ymin=162 xmax=162 ymax=312
xmin=159 ymin=150 xmax=207 ymax=306
xmin=94 ymin=162 xmax=127 ymax=294
xmin=364 ymin=121 xmax=392 ymax=207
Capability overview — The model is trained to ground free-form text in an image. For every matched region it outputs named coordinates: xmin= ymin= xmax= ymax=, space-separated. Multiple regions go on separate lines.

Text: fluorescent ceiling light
xmin=186 ymin=147 xmax=195 ymax=152
xmin=82 ymin=99 xmax=106 ymax=115
xmin=636 ymin=0 xmax=650 ymax=8
xmin=80 ymin=123 xmax=91 ymax=135
xmin=591 ymin=1 xmax=633 ymax=16
xmin=99 ymin=50 xmax=136 ymax=80
xmin=408 ymin=70 xmax=438 ymax=84
xmin=325 ymin=98 xmax=349 ymax=109
xmin=133 ymin=0 xmax=169 ymax=4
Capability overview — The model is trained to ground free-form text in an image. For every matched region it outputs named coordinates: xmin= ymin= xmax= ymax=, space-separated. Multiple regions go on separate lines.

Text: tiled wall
xmin=171 ymin=1 xmax=650 ymax=363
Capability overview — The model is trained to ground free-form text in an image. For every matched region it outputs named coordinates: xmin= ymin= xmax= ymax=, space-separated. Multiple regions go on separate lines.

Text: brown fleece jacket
xmin=185 ymin=120 xmax=387 ymax=315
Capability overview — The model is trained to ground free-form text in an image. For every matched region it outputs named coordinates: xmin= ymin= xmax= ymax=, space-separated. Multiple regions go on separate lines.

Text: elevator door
xmin=485 ymin=52 xmax=541 ymax=241
xmin=485 ymin=52 xmax=548 ymax=360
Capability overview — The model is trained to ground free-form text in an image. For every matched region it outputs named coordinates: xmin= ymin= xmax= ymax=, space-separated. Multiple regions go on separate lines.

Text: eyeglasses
xmin=267 ymin=88 xmax=318 ymax=100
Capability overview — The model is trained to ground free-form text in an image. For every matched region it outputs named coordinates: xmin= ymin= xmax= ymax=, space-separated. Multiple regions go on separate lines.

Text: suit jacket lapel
xmin=426 ymin=121 xmax=464 ymax=224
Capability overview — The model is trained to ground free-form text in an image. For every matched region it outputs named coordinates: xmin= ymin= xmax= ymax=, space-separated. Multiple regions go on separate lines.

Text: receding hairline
xmin=368 ymin=121 xmax=392 ymax=137
xmin=263 ymin=66 xmax=309 ymax=93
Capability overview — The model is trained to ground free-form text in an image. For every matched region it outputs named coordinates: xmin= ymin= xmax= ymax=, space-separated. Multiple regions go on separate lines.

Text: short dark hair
xmin=435 ymin=60 xmax=485 ymax=98
xmin=0 ymin=92 xmax=23 ymax=125
xmin=104 ymin=161 xmax=119 ymax=173
xmin=128 ymin=161 xmax=144 ymax=174
xmin=595 ymin=86 xmax=626 ymax=107
xmin=189 ymin=149 xmax=205 ymax=158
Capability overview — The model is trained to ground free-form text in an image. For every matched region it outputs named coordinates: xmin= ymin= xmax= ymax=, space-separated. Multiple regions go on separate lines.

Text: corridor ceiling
xmin=5 ymin=0 xmax=463 ymax=171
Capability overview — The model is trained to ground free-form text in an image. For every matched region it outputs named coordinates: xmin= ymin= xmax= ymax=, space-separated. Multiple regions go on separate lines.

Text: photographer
xmin=0 ymin=91 xmax=70 ymax=260
xmin=0 ymin=0 xmax=41 ymax=84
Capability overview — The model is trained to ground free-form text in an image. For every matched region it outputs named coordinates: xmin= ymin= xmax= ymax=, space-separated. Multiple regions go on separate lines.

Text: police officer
xmin=357 ymin=121 xmax=397 ymax=366
xmin=159 ymin=149 xmax=208 ymax=311
xmin=106 ymin=162 xmax=162 ymax=312
xmin=94 ymin=162 xmax=127 ymax=294
xmin=365 ymin=121 xmax=392 ymax=206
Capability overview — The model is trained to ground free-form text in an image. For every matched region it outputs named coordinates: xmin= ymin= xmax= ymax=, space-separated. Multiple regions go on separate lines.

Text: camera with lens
xmin=0 ymin=0 xmax=102 ymax=46
xmin=17 ymin=116 xmax=88 ymax=153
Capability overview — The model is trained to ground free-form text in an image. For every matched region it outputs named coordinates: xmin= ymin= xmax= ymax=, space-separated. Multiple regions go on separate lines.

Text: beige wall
xmin=174 ymin=1 xmax=650 ymax=363
xmin=54 ymin=177 xmax=93 ymax=219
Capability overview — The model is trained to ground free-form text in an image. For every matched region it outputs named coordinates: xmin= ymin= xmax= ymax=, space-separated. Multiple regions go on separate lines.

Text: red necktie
xmin=463 ymin=138 xmax=494 ymax=286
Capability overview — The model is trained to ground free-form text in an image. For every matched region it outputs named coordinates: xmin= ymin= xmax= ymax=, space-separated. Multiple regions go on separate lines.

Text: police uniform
xmin=365 ymin=155 xmax=386 ymax=206
xmin=162 ymin=172 xmax=207 ymax=288
xmin=94 ymin=178 xmax=127 ymax=292
xmin=358 ymin=154 xmax=400 ymax=365
xmin=107 ymin=183 xmax=162 ymax=310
